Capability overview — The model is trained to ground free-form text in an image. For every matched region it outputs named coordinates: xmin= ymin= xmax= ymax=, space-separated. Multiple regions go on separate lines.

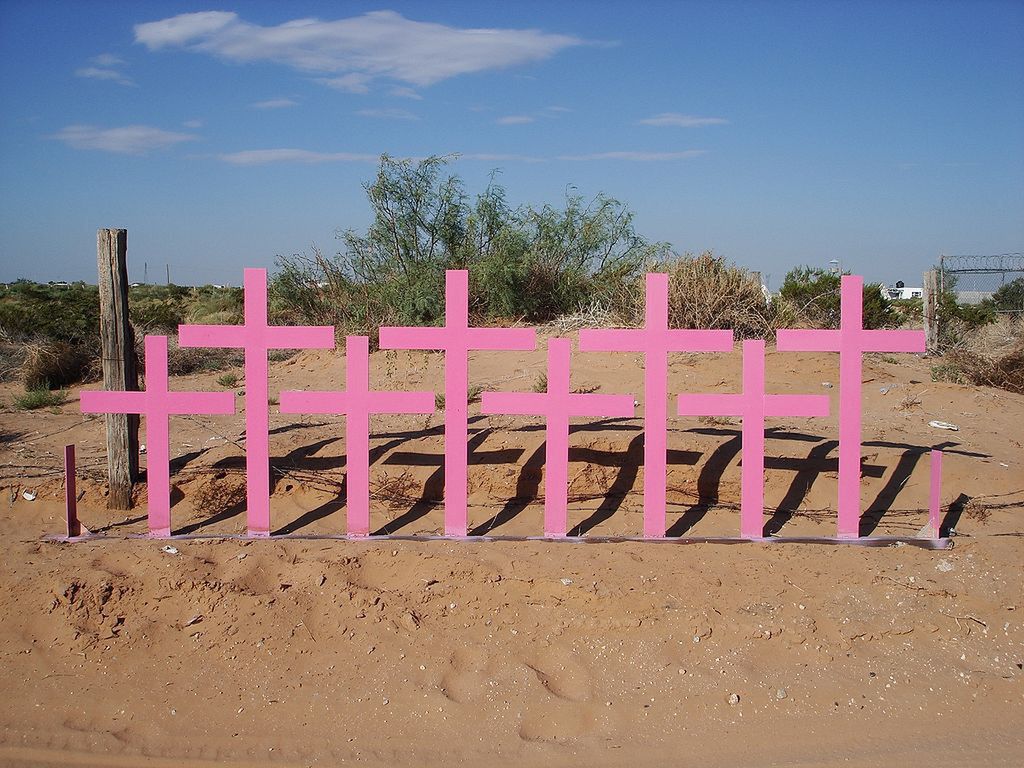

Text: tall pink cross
xmin=279 ymin=335 xmax=435 ymax=537
xmin=178 ymin=268 xmax=335 ymax=536
xmin=80 ymin=335 xmax=235 ymax=537
xmin=378 ymin=270 xmax=536 ymax=537
xmin=579 ymin=273 xmax=733 ymax=538
xmin=677 ymin=340 xmax=830 ymax=538
xmin=481 ymin=337 xmax=635 ymax=537
xmin=776 ymin=275 xmax=925 ymax=537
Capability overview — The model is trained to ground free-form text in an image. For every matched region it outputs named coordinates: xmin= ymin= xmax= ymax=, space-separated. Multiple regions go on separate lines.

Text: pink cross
xmin=80 ymin=335 xmax=235 ymax=537
xmin=378 ymin=270 xmax=536 ymax=537
xmin=776 ymin=275 xmax=925 ymax=537
xmin=677 ymin=340 xmax=830 ymax=538
xmin=579 ymin=273 xmax=733 ymax=538
xmin=178 ymin=268 xmax=335 ymax=536
xmin=279 ymin=336 xmax=435 ymax=537
xmin=481 ymin=337 xmax=635 ymax=537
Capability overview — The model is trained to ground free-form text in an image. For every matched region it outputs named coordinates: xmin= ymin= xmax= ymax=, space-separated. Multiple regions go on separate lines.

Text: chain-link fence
xmin=939 ymin=253 xmax=1024 ymax=313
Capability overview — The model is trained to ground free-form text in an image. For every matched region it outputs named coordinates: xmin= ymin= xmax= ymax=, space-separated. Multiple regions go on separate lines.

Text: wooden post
xmin=923 ymin=269 xmax=939 ymax=353
xmin=97 ymin=228 xmax=139 ymax=509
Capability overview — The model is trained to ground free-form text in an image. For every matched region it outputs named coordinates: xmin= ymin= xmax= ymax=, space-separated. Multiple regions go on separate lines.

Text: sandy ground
xmin=1 ymin=336 xmax=1022 ymax=766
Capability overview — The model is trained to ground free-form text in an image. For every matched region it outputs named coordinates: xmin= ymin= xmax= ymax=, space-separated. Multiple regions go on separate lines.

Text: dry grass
xmin=21 ymin=341 xmax=91 ymax=389
xmin=617 ymin=253 xmax=796 ymax=339
xmin=944 ymin=344 xmax=1024 ymax=394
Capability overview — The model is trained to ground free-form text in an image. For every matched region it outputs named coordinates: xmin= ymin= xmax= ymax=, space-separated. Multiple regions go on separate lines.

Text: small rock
xmin=727 ymin=693 xmax=740 ymax=705
xmin=692 ymin=635 xmax=701 ymax=643
xmin=775 ymin=688 xmax=787 ymax=700
xmin=22 ymin=491 xmax=36 ymax=502
xmin=936 ymin=559 xmax=954 ymax=573
xmin=560 ymin=578 xmax=573 ymax=586
xmin=161 ymin=545 xmax=179 ymax=555
xmin=821 ymin=382 xmax=833 ymax=389
xmin=382 ymin=698 xmax=389 ymax=706
xmin=139 ymin=444 xmax=147 ymax=455
xmin=236 ymin=552 xmax=247 ymax=560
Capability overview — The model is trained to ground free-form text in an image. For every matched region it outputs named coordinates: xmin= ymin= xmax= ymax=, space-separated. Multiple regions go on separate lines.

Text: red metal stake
xmin=65 ymin=444 xmax=80 ymax=538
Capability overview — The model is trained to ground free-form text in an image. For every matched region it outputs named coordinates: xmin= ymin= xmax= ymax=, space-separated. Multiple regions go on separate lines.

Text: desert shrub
xmin=0 ymin=281 xmax=99 ymax=345
xmin=989 ymin=277 xmax=1024 ymax=312
xmin=14 ymin=385 xmax=68 ymax=410
xmin=780 ymin=267 xmax=892 ymax=329
xmin=272 ymin=154 xmax=667 ymax=331
xmin=642 ymin=252 xmax=794 ymax=338
xmin=217 ymin=372 xmax=239 ymax=388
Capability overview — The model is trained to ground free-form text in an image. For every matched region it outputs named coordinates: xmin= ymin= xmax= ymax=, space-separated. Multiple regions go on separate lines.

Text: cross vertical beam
xmin=178 ymin=268 xmax=335 ymax=536
xmin=677 ymin=340 xmax=830 ymax=537
xmin=481 ymin=338 xmax=634 ymax=536
xmin=279 ymin=335 xmax=435 ymax=537
xmin=80 ymin=336 xmax=235 ymax=536
xmin=378 ymin=270 xmax=536 ymax=537
xmin=776 ymin=275 xmax=925 ymax=537
xmin=579 ymin=273 xmax=733 ymax=538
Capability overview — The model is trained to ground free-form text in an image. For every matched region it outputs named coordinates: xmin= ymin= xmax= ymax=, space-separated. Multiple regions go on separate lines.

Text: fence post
xmin=923 ymin=269 xmax=939 ymax=352
xmin=96 ymin=228 xmax=139 ymax=509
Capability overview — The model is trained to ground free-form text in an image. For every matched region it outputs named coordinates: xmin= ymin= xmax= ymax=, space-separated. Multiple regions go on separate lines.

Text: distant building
xmin=882 ymin=281 xmax=922 ymax=300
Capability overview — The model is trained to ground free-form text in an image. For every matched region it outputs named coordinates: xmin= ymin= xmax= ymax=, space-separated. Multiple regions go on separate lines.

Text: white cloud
xmin=544 ymin=105 xmax=572 ymax=113
xmin=183 ymin=119 xmax=203 ymax=128
xmin=92 ymin=53 xmax=125 ymax=67
xmin=218 ymin=149 xmax=378 ymax=165
xmin=134 ymin=10 xmax=583 ymax=91
xmin=356 ymin=108 xmax=419 ymax=121
xmin=50 ymin=125 xmax=197 ymax=154
xmin=637 ymin=113 xmax=728 ymax=127
xmin=389 ymin=86 xmax=422 ymax=100
xmin=318 ymin=73 xmax=372 ymax=93
xmin=462 ymin=153 xmax=543 ymax=163
xmin=251 ymin=98 xmax=298 ymax=109
xmin=75 ymin=53 xmax=134 ymax=86
xmin=557 ymin=150 xmax=707 ymax=161
xmin=496 ymin=115 xmax=535 ymax=125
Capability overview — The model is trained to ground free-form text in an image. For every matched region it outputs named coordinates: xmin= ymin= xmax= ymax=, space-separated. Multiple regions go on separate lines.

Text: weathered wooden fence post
xmin=97 ymin=228 xmax=139 ymax=509
xmin=923 ymin=269 xmax=939 ymax=352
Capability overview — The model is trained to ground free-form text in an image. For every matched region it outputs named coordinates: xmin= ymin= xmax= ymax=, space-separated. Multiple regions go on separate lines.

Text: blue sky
xmin=1 ymin=0 xmax=1022 ymax=288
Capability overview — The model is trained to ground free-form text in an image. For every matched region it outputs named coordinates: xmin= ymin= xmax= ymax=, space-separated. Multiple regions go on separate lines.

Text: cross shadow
xmin=763 ymin=440 xmax=839 ymax=535
xmin=471 ymin=419 xmax=647 ymax=535
xmin=568 ymin=434 xmax=672 ymax=535
xmin=859 ymin=439 xmax=964 ymax=536
xmin=667 ymin=430 xmax=743 ymax=536
xmin=373 ymin=429 xmax=515 ymax=534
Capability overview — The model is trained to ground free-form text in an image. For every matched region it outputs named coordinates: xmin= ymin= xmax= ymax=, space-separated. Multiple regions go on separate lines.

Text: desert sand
xmin=1 ymin=336 xmax=1022 ymax=767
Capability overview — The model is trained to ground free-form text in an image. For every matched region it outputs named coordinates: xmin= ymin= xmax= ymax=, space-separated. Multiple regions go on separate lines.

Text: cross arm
xmin=279 ymin=390 xmax=349 ymax=415
xmin=480 ymin=391 xmax=548 ymax=416
xmin=862 ymin=329 xmax=925 ymax=353
xmin=665 ymin=330 xmax=734 ymax=353
xmin=80 ymin=390 xmax=148 ymax=414
xmin=368 ymin=391 xmax=436 ymax=415
xmin=167 ymin=391 xmax=236 ymax=416
xmin=177 ymin=324 xmax=246 ymax=349
xmin=565 ymin=393 xmax=635 ymax=418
